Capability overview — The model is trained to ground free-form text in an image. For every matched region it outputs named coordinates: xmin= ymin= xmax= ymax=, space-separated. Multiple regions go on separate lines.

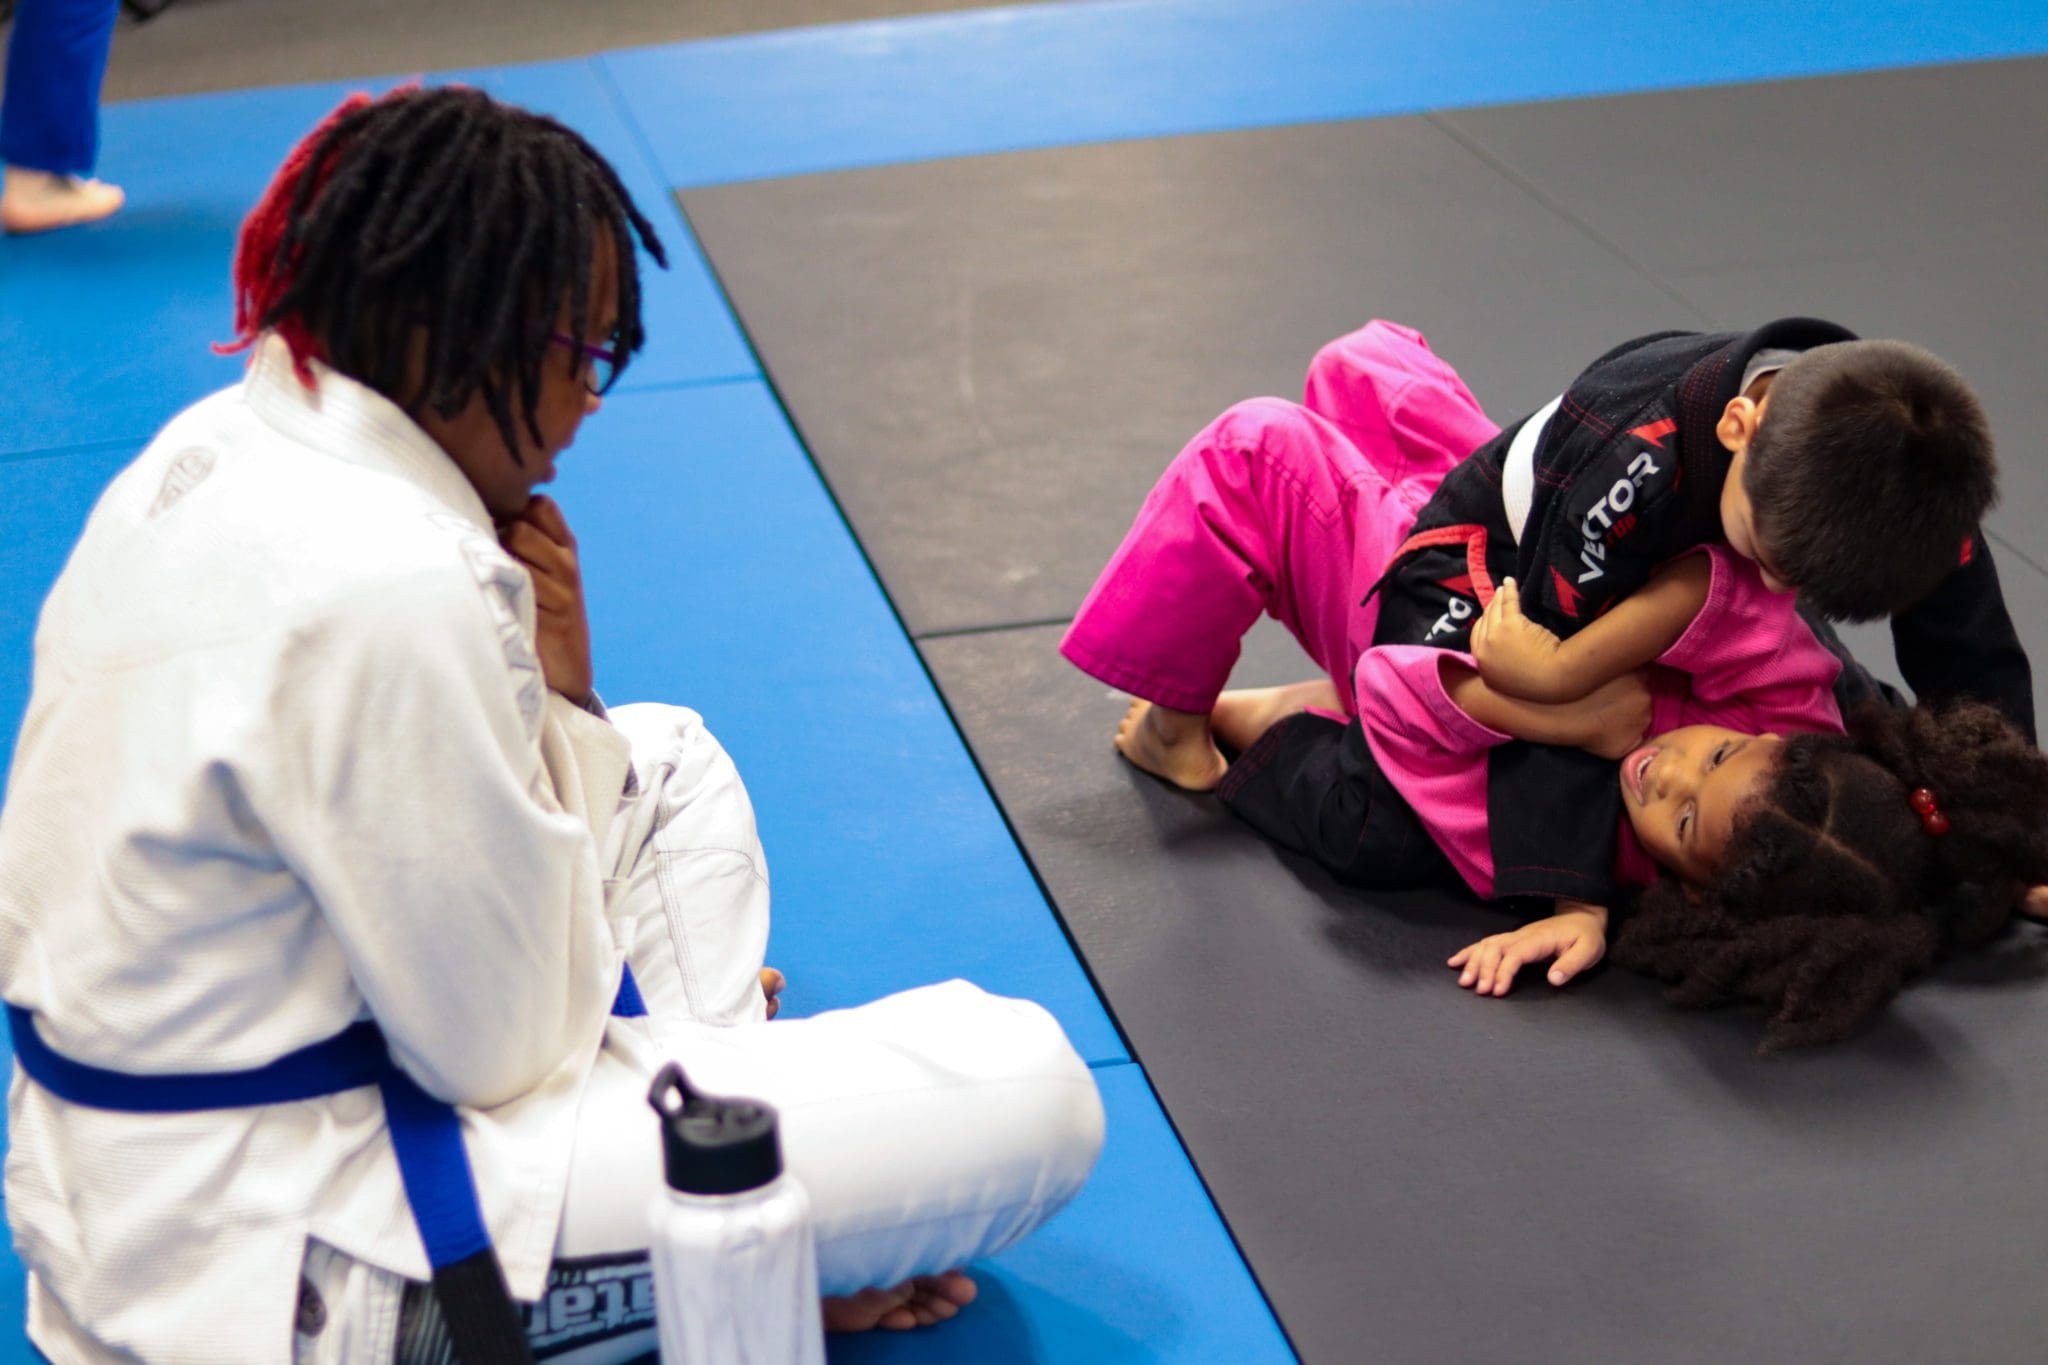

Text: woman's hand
xmin=500 ymin=495 xmax=594 ymax=705
xmin=1449 ymin=901 xmax=1610 ymax=996
xmin=1470 ymin=577 xmax=1568 ymax=701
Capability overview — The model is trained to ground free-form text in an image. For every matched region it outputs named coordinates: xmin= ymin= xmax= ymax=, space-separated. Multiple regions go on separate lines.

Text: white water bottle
xmin=645 ymin=1062 xmax=825 ymax=1365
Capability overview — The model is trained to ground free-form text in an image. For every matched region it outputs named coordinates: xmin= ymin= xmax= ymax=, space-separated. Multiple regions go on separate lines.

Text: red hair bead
xmin=1909 ymin=788 xmax=1949 ymax=835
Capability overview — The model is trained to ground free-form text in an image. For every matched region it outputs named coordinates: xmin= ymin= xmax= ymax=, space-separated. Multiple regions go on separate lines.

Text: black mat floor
xmin=685 ymin=58 xmax=2048 ymax=1363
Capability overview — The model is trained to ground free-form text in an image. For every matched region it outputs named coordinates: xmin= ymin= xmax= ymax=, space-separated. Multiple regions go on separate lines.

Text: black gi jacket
xmin=1366 ymin=318 xmax=2034 ymax=902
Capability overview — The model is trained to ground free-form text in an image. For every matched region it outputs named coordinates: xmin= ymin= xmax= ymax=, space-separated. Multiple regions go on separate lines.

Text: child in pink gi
xmin=1062 ymin=324 xmax=2048 ymax=1045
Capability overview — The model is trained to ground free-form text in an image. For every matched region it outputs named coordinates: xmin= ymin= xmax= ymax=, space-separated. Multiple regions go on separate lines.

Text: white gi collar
xmin=242 ymin=333 xmax=498 ymax=534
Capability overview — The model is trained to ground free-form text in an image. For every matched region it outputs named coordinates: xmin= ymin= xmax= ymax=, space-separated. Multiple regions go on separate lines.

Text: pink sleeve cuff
xmin=1353 ymin=645 xmax=1514 ymax=750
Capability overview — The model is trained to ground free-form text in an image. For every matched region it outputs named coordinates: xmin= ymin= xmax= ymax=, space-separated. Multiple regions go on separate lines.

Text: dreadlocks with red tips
xmin=220 ymin=85 xmax=667 ymax=463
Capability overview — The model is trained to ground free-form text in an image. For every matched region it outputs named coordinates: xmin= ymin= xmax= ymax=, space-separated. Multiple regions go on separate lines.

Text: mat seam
xmin=1423 ymin=112 xmax=1718 ymax=328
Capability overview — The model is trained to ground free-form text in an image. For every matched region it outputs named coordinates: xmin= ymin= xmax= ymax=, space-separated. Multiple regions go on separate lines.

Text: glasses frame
xmin=550 ymin=331 xmax=624 ymax=396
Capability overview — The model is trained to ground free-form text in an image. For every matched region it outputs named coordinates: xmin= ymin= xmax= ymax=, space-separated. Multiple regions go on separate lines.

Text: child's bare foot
xmin=0 ymin=167 xmax=125 ymax=235
xmin=1211 ymin=679 xmax=1342 ymax=752
xmin=760 ymin=967 xmax=785 ymax=1019
xmin=1114 ymin=698 xmax=1227 ymax=791
xmin=823 ymin=1270 xmax=978 ymax=1332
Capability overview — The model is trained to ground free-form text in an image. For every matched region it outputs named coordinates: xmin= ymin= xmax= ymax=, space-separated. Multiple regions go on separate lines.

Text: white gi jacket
xmin=0 ymin=337 xmax=636 ymax=1362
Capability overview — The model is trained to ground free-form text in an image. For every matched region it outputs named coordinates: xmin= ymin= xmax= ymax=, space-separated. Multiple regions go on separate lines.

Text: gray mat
xmin=49 ymin=0 xmax=1047 ymax=102
xmin=1437 ymin=55 xmax=2048 ymax=538
xmin=682 ymin=117 xmax=1703 ymax=637
xmin=929 ymin=623 xmax=2048 ymax=1364
xmin=684 ymin=70 xmax=2048 ymax=1363
xmin=1435 ymin=58 xmax=2048 ymax=281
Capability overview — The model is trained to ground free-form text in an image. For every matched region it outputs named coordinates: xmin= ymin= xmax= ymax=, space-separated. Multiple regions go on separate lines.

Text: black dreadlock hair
xmin=225 ymin=85 xmax=667 ymax=462
xmin=1610 ymin=701 xmax=2048 ymax=1052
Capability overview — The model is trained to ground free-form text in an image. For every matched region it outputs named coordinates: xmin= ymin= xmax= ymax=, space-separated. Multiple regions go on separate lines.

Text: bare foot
xmin=1114 ymin=697 xmax=1227 ymax=791
xmin=823 ymin=1270 xmax=978 ymax=1332
xmin=759 ymin=967 xmax=785 ymax=1020
xmin=1 ymin=167 xmax=125 ymax=235
xmin=1210 ymin=679 xmax=1343 ymax=752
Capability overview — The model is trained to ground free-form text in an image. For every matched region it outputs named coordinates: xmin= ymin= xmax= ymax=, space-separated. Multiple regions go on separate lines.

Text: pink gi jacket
xmin=1350 ymin=545 xmax=1846 ymax=898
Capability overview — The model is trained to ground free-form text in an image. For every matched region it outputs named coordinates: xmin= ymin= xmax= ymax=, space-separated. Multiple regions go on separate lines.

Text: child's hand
xmin=1448 ymin=902 xmax=1609 ymax=997
xmin=2020 ymin=886 xmax=2048 ymax=924
xmin=1470 ymin=577 xmax=1568 ymax=701
xmin=1571 ymin=670 xmax=1654 ymax=761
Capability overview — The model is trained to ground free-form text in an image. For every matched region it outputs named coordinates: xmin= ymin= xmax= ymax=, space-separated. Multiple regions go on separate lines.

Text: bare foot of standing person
xmin=823 ymin=1270 xmax=979 ymax=1332
xmin=1210 ymin=679 xmax=1343 ymax=752
xmin=0 ymin=167 xmax=125 ymax=235
xmin=1114 ymin=698 xmax=1228 ymax=791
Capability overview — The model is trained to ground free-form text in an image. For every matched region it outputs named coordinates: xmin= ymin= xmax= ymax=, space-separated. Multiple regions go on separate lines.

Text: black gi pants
xmin=1218 ymin=711 xmax=1453 ymax=888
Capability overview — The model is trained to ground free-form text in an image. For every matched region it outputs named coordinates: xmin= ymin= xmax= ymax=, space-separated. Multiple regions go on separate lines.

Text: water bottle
xmin=645 ymin=1062 xmax=825 ymax=1365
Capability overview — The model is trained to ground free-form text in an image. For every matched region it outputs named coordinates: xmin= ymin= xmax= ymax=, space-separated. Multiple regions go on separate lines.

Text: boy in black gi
xmin=1229 ymin=317 xmax=2031 ymax=906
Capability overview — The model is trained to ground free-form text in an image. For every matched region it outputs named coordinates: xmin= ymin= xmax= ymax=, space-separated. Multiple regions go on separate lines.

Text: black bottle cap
xmin=647 ymin=1062 xmax=784 ymax=1195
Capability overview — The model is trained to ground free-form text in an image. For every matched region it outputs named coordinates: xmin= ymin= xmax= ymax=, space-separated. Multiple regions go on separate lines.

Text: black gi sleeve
xmin=1485 ymin=741 xmax=1622 ymax=904
xmin=1216 ymin=713 xmax=1453 ymax=889
xmin=1519 ymin=415 xmax=1693 ymax=635
xmin=1889 ymin=532 xmax=2036 ymax=743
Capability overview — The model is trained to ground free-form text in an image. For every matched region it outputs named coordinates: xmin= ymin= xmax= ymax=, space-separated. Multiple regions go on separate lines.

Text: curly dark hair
xmin=222 ymin=85 xmax=667 ymax=462
xmin=1610 ymin=701 xmax=2048 ymax=1051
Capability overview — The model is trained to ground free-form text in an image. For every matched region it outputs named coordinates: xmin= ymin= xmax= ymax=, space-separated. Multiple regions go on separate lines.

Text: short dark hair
xmin=225 ymin=86 xmax=667 ymax=462
xmin=1743 ymin=340 xmax=1995 ymax=621
xmin=1611 ymin=701 xmax=2048 ymax=1051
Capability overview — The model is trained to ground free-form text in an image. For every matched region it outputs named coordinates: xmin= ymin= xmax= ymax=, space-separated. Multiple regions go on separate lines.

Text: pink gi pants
xmin=1060 ymin=321 xmax=1500 ymax=715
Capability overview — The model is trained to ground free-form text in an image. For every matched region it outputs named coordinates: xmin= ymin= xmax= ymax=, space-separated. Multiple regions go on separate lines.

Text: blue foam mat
xmin=552 ymin=380 xmax=1125 ymax=1063
xmin=830 ymin=1063 xmax=1291 ymax=1364
xmin=602 ymin=0 xmax=2048 ymax=189
xmin=0 ymin=60 xmax=752 ymax=461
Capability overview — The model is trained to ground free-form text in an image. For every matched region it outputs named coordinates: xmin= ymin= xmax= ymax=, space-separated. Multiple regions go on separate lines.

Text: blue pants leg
xmin=1 ymin=0 xmax=122 ymax=175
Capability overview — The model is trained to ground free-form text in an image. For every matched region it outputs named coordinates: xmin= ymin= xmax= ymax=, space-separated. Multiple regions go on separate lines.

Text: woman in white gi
xmin=0 ymin=87 xmax=1104 ymax=1363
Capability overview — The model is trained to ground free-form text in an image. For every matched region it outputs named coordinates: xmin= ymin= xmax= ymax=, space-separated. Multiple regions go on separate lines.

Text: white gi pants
xmin=293 ymin=705 xmax=1105 ymax=1364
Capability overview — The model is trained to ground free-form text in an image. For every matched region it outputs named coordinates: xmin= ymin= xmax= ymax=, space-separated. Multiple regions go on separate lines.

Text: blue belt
xmin=7 ymin=964 xmax=650 ymax=1364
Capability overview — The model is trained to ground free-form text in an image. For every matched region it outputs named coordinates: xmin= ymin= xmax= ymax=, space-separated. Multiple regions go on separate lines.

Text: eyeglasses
xmin=550 ymin=331 xmax=623 ymax=396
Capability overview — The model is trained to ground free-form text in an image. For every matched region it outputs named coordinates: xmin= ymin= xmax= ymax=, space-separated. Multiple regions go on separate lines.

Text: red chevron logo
xmin=1551 ymin=566 xmax=1583 ymax=619
xmin=1629 ymin=417 xmax=1679 ymax=448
